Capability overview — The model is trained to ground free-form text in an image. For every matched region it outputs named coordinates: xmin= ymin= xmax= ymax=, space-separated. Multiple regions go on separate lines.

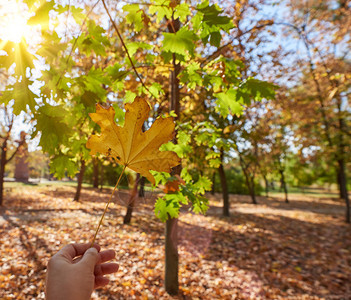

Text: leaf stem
xmin=90 ymin=165 xmax=127 ymax=247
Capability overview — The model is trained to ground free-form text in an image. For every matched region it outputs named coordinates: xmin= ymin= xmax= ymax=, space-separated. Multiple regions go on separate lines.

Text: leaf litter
xmin=0 ymin=186 xmax=350 ymax=299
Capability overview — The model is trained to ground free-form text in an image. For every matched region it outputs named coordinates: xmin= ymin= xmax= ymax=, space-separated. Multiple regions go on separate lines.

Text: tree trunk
xmin=99 ymin=162 xmax=104 ymax=191
xmin=74 ymin=159 xmax=86 ymax=201
xmin=337 ymin=158 xmax=350 ymax=223
xmin=241 ymin=167 xmax=257 ymax=204
xmin=280 ymin=169 xmax=289 ymax=203
xmin=165 ymin=217 xmax=178 ymax=295
xmin=0 ymin=144 xmax=6 ymax=206
xmin=211 ymin=171 xmax=216 ymax=195
xmin=123 ymin=173 xmax=140 ymax=224
xmin=138 ymin=176 xmax=145 ymax=197
xmin=165 ymin=16 xmax=181 ymax=296
xmin=93 ymin=157 xmax=99 ymax=188
xmin=249 ymin=177 xmax=257 ymax=204
xmin=263 ymin=174 xmax=269 ymax=198
xmin=218 ymin=149 xmax=229 ymax=216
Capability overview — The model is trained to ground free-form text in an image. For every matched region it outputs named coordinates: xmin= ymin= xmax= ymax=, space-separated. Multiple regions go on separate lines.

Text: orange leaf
xmin=164 ymin=175 xmax=185 ymax=194
xmin=86 ymin=97 xmax=180 ymax=184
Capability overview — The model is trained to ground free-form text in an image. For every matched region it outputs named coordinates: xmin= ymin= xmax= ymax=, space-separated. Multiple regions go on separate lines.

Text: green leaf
xmin=50 ymin=155 xmax=77 ymax=179
xmin=194 ymin=176 xmax=212 ymax=194
xmin=35 ymin=104 xmax=72 ymax=153
xmin=215 ymin=89 xmax=243 ymax=116
xmin=113 ymin=103 xmax=125 ymax=126
xmin=125 ymin=91 xmax=136 ymax=103
xmin=180 ymin=62 xmax=203 ymax=89
xmin=78 ymin=20 xmax=110 ymax=56
xmin=149 ymin=0 xmax=172 ymax=23
xmin=123 ymin=4 xmax=143 ymax=32
xmin=126 ymin=42 xmax=152 ymax=57
xmin=162 ymin=27 xmax=198 ymax=57
xmin=1 ymin=80 xmax=37 ymax=115
xmin=27 ymin=0 xmax=55 ymax=26
xmin=174 ymin=3 xmax=191 ymax=23
xmin=149 ymin=82 xmax=163 ymax=97
xmin=197 ymin=3 xmax=233 ymax=28
xmin=210 ymin=31 xmax=221 ymax=47
xmin=154 ymin=194 xmax=180 ymax=222
xmin=150 ymin=171 xmax=170 ymax=186
xmin=242 ymin=78 xmax=277 ymax=102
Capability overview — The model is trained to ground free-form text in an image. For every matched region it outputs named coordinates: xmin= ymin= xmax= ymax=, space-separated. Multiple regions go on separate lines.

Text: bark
xmin=211 ymin=171 xmax=216 ymax=195
xmin=263 ymin=174 xmax=269 ymax=198
xmin=242 ymin=169 xmax=256 ymax=204
xmin=0 ymin=128 xmax=25 ymax=205
xmin=279 ymin=169 xmax=289 ymax=203
xmin=0 ymin=143 xmax=6 ymax=206
xmin=93 ymin=157 xmax=99 ymax=188
xmin=99 ymin=163 xmax=104 ymax=191
xmin=240 ymin=162 xmax=257 ymax=204
xmin=337 ymin=158 xmax=350 ymax=223
xmin=165 ymin=16 xmax=181 ymax=296
xmin=138 ymin=176 xmax=145 ymax=198
xmin=218 ymin=149 xmax=229 ymax=216
xmin=336 ymin=96 xmax=350 ymax=223
xmin=74 ymin=159 xmax=86 ymax=202
xmin=165 ymin=217 xmax=178 ymax=295
xmin=123 ymin=173 xmax=140 ymax=224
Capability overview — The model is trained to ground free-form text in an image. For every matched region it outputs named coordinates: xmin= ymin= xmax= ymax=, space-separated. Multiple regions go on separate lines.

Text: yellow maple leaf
xmin=86 ymin=97 xmax=180 ymax=184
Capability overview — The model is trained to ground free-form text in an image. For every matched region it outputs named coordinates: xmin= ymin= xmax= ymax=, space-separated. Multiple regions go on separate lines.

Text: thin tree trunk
xmin=99 ymin=162 xmax=104 ymax=191
xmin=74 ymin=159 xmax=86 ymax=201
xmin=263 ymin=174 xmax=269 ymax=198
xmin=165 ymin=16 xmax=181 ymax=296
xmin=337 ymin=158 xmax=350 ymax=223
xmin=123 ymin=173 xmax=140 ymax=224
xmin=165 ymin=217 xmax=178 ymax=295
xmin=218 ymin=149 xmax=229 ymax=216
xmin=336 ymin=96 xmax=350 ymax=223
xmin=243 ymin=172 xmax=256 ymax=204
xmin=249 ymin=176 xmax=257 ymax=204
xmin=93 ymin=157 xmax=99 ymax=188
xmin=138 ymin=176 xmax=145 ymax=197
xmin=211 ymin=171 xmax=216 ymax=195
xmin=280 ymin=169 xmax=289 ymax=203
xmin=0 ymin=145 xmax=6 ymax=206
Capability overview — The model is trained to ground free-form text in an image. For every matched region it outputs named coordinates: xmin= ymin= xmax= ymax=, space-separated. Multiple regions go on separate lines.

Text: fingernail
xmin=88 ymin=247 xmax=98 ymax=254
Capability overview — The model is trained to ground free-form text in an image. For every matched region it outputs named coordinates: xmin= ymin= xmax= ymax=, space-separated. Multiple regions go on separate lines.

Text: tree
xmin=7 ymin=0 xmax=276 ymax=294
xmin=0 ymin=35 xmax=37 ymax=204
xmin=0 ymin=105 xmax=26 ymax=205
xmin=279 ymin=0 xmax=351 ymax=221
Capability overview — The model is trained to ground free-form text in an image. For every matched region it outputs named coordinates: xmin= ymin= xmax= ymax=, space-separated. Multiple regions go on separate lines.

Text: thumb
xmin=79 ymin=247 xmax=99 ymax=270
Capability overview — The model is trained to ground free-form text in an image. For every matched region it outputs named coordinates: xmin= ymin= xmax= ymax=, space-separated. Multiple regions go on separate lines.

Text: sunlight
xmin=0 ymin=0 xmax=31 ymax=43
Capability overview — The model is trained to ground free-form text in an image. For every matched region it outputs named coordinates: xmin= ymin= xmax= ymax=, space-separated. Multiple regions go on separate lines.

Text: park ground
xmin=0 ymin=183 xmax=350 ymax=299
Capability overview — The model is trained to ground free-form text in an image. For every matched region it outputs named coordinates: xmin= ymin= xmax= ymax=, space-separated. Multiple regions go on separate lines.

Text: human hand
xmin=45 ymin=243 xmax=119 ymax=300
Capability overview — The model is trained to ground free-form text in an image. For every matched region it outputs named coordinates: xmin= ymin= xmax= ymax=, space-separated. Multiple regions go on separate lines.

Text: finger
xmin=94 ymin=262 xmax=119 ymax=276
xmin=79 ymin=247 xmax=99 ymax=270
xmin=94 ymin=275 xmax=110 ymax=289
xmin=57 ymin=243 xmax=100 ymax=260
xmin=97 ymin=249 xmax=116 ymax=264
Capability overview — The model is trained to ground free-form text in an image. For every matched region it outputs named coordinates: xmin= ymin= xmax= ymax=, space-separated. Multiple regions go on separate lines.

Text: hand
xmin=45 ymin=243 xmax=119 ymax=300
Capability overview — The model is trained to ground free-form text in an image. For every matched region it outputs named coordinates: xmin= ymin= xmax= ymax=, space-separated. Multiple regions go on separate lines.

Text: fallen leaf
xmin=86 ymin=97 xmax=180 ymax=184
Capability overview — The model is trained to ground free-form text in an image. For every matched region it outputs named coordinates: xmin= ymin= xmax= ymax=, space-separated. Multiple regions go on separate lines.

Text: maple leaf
xmin=86 ymin=97 xmax=180 ymax=184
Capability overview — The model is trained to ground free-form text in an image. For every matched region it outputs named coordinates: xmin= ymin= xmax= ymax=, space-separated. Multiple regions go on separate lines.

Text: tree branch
xmin=201 ymin=21 xmax=274 ymax=67
xmin=101 ymin=0 xmax=154 ymax=98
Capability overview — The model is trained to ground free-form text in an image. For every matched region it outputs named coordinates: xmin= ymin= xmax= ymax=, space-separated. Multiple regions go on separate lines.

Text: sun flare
xmin=0 ymin=0 xmax=32 ymax=43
